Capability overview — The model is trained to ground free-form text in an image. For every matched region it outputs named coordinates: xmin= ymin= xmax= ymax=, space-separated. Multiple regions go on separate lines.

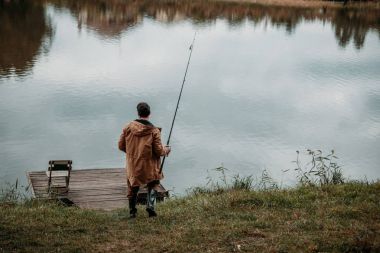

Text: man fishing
xmin=118 ymin=102 xmax=171 ymax=218
xmin=118 ymin=34 xmax=195 ymax=219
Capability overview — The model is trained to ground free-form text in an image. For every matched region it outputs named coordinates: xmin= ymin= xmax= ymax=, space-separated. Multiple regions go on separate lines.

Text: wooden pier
xmin=27 ymin=168 xmax=168 ymax=211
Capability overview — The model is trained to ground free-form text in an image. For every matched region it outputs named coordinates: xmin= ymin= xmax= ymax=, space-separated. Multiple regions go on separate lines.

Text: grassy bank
xmin=1 ymin=181 xmax=379 ymax=252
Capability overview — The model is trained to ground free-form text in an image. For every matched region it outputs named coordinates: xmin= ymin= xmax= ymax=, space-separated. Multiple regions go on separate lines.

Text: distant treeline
xmin=47 ymin=0 xmax=380 ymax=48
xmin=1 ymin=0 xmax=379 ymax=77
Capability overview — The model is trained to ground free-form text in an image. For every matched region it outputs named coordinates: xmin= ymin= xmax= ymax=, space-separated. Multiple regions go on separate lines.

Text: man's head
xmin=137 ymin=102 xmax=151 ymax=118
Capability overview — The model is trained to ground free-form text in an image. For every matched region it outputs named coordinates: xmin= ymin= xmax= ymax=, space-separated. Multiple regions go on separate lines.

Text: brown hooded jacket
xmin=118 ymin=120 xmax=165 ymax=187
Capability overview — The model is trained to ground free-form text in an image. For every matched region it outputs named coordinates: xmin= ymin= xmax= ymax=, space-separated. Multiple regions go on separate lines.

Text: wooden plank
xmin=70 ymin=176 xmax=123 ymax=180
xmin=68 ymin=195 xmax=127 ymax=199
xmin=26 ymin=171 xmax=36 ymax=198
xmin=71 ymin=200 xmax=128 ymax=205
xmin=69 ymin=197 xmax=128 ymax=202
xmin=31 ymin=174 xmax=125 ymax=178
xmin=68 ymin=193 xmax=128 ymax=198
xmin=45 ymin=171 xmax=69 ymax=177
xmin=28 ymin=172 xmax=123 ymax=180
xmin=30 ymin=168 xmax=124 ymax=173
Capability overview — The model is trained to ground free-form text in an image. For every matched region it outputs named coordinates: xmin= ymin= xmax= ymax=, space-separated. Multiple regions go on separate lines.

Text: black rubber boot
xmin=146 ymin=208 xmax=157 ymax=217
xmin=128 ymin=186 xmax=139 ymax=219
xmin=129 ymin=198 xmax=137 ymax=219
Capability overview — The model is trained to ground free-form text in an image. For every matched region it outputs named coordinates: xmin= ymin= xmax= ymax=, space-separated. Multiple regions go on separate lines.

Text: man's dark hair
xmin=137 ymin=102 xmax=151 ymax=117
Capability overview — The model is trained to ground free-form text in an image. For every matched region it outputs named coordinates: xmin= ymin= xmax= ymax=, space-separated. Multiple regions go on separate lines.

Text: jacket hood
xmin=127 ymin=121 xmax=155 ymax=137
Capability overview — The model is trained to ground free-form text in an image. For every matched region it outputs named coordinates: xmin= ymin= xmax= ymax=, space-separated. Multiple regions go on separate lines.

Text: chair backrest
xmin=48 ymin=160 xmax=72 ymax=171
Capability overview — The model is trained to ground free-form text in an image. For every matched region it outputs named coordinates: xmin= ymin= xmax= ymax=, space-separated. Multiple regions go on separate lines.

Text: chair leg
xmin=48 ymin=170 xmax=52 ymax=194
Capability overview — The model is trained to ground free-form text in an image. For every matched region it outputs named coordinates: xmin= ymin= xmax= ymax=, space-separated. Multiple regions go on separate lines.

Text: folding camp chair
xmin=47 ymin=160 xmax=72 ymax=195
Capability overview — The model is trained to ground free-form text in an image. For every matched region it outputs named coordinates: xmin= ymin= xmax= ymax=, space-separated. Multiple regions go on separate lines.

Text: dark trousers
xmin=128 ymin=180 xmax=160 ymax=214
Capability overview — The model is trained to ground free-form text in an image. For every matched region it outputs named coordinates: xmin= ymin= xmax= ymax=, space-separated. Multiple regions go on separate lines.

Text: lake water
xmin=1 ymin=0 xmax=379 ymax=194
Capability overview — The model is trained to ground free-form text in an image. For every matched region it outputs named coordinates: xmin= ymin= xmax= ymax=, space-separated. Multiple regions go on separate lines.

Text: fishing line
xmin=160 ymin=32 xmax=197 ymax=173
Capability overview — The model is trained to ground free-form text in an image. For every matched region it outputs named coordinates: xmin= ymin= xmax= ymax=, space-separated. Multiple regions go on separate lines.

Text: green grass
xmin=1 ymin=182 xmax=379 ymax=252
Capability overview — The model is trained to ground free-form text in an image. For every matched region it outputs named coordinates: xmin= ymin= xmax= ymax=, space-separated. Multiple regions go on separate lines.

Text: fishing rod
xmin=160 ymin=32 xmax=197 ymax=173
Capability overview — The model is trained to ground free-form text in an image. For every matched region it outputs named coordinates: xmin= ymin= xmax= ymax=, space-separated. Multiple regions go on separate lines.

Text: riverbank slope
xmin=1 ymin=182 xmax=379 ymax=252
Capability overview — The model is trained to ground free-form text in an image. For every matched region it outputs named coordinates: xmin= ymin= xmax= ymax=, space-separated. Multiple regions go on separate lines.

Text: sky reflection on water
xmin=0 ymin=0 xmax=379 ymax=194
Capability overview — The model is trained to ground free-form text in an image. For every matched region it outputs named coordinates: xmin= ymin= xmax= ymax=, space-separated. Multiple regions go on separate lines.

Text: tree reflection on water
xmin=0 ymin=0 xmax=379 ymax=78
xmin=49 ymin=0 xmax=379 ymax=48
xmin=0 ymin=0 xmax=53 ymax=78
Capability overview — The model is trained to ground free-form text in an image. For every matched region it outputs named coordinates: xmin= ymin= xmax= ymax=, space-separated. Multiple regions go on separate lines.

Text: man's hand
xmin=164 ymin=146 xmax=171 ymax=156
